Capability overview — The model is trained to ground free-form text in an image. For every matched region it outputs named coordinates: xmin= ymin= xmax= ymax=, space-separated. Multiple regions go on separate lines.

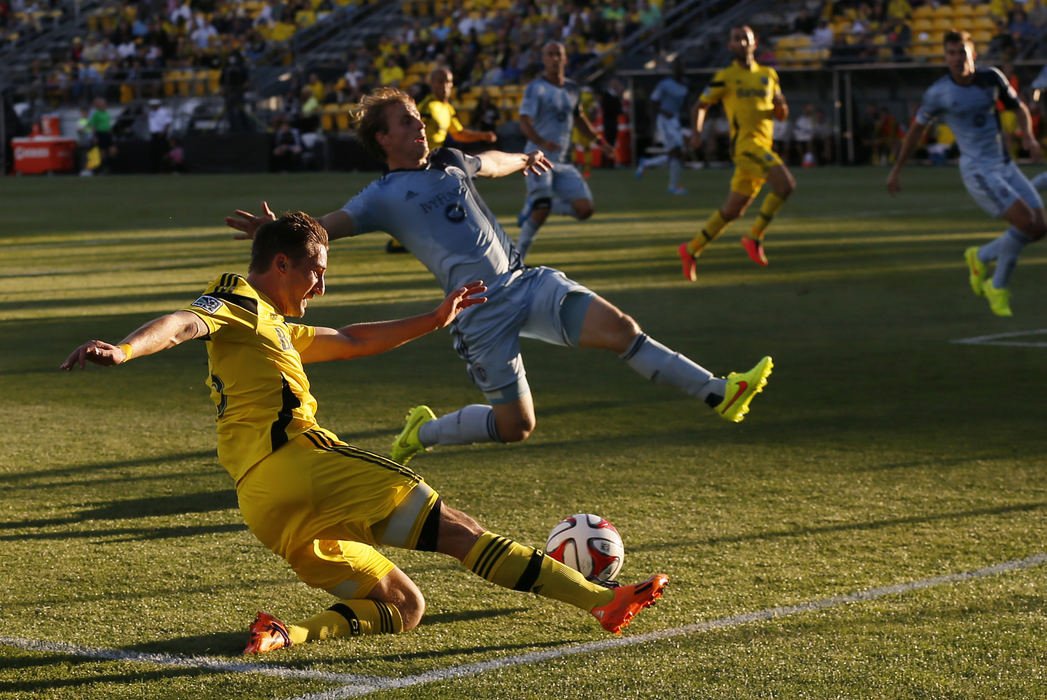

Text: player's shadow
xmin=0 ymin=655 xmax=223 ymax=695
xmin=0 ymin=490 xmax=243 ymax=542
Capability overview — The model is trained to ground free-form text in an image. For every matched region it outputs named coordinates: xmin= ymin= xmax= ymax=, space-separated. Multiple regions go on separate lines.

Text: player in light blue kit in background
xmin=228 ymin=87 xmax=773 ymax=465
xmin=887 ymin=29 xmax=1045 ymax=317
xmin=635 ymin=59 xmax=691 ymax=195
xmin=516 ymin=41 xmax=616 ymax=261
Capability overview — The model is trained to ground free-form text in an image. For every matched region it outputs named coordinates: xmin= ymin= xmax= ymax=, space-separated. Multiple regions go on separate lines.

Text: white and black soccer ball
xmin=545 ymin=513 xmax=624 ymax=583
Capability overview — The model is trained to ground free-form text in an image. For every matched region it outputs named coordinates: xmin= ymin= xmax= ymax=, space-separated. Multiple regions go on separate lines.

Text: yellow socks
xmin=463 ymin=531 xmax=613 ymax=611
xmin=687 ymin=209 xmax=728 ymax=255
xmin=751 ymin=191 xmax=786 ymax=239
xmin=287 ymin=600 xmax=404 ymax=643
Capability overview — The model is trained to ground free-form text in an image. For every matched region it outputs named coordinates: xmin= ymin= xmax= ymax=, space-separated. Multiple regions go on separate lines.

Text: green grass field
xmin=2 ymin=164 xmax=1046 ymax=699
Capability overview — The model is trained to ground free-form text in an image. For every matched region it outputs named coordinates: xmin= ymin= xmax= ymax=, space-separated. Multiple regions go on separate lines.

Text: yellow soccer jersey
xmin=183 ymin=273 xmax=318 ymax=482
xmin=417 ymin=94 xmax=463 ymax=149
xmin=700 ymin=61 xmax=780 ymax=154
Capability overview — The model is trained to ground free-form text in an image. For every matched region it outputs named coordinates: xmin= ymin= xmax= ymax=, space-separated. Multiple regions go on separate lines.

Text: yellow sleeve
xmin=182 ymin=293 xmax=235 ymax=336
xmin=700 ymin=68 xmax=728 ymax=105
xmin=286 ymin=322 xmax=316 ymax=351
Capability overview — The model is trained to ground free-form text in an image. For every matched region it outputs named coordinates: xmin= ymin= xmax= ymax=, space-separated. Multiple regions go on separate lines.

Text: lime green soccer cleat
xmin=964 ymin=246 xmax=987 ymax=297
xmin=715 ymin=356 xmax=774 ymax=423
xmin=981 ymin=279 xmax=1013 ymax=317
xmin=391 ymin=405 xmax=436 ymax=464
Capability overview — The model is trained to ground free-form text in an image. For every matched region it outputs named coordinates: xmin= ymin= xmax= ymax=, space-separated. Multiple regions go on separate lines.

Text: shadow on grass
xmin=632 ymin=501 xmax=1047 ymax=552
xmin=0 ymin=450 xmax=216 ymax=485
xmin=0 ymin=491 xmax=238 ymax=533
xmin=0 ymin=664 xmax=234 ymax=696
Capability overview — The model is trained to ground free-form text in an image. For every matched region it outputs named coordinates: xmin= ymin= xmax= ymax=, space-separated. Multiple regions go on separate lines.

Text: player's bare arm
xmin=886 ymin=121 xmax=931 ymax=195
xmin=573 ymin=113 xmax=616 ymax=158
xmin=60 ymin=310 xmax=208 ymax=370
xmin=518 ymin=114 xmax=559 ymax=153
xmin=300 ymin=281 xmax=487 ymax=363
xmin=1016 ymin=102 xmax=1043 ymax=163
xmin=477 ymin=150 xmax=552 ymax=178
xmin=227 ymin=203 xmax=355 ymax=241
xmin=689 ymin=101 xmax=709 ymax=149
xmin=773 ymin=92 xmax=789 ymax=122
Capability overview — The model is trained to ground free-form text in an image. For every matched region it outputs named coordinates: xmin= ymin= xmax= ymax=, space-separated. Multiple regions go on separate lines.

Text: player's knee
xmin=393 ymin=587 xmax=426 ymax=631
xmin=496 ymin=415 xmax=535 ymax=443
xmin=776 ymin=178 xmax=796 ymax=198
xmin=574 ymin=200 xmax=595 ymax=220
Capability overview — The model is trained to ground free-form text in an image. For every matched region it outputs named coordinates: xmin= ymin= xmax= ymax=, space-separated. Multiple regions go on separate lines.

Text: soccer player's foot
xmin=516 ymin=199 xmax=533 ymax=227
xmin=741 ymin=235 xmax=769 ymax=266
xmin=634 ymin=164 xmax=645 ymax=179
xmin=982 ymin=279 xmax=1013 ymax=316
xmin=391 ymin=405 xmax=436 ymax=464
xmin=678 ymin=243 xmax=698 ymax=282
xmin=715 ymin=355 xmax=773 ymax=423
xmin=385 ymin=238 xmax=408 ymax=254
xmin=591 ymin=574 xmax=669 ymax=634
xmin=244 ymin=612 xmax=291 ymax=654
xmin=964 ymin=246 xmax=987 ymax=297
xmin=668 ymin=186 xmax=688 ymax=195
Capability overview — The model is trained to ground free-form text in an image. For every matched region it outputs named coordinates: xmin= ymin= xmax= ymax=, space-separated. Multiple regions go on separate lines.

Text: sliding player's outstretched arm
xmin=300 ymin=281 xmax=487 ymax=363
xmin=476 ymin=149 xmax=552 ymax=178
xmin=60 ymin=311 xmax=208 ymax=370
xmin=226 ymin=202 xmax=356 ymax=242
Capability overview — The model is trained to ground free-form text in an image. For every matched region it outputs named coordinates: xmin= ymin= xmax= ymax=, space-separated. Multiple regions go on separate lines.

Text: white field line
xmin=2 ymin=553 xmax=1044 ymax=697
xmin=0 ymin=636 xmax=379 ymax=685
xmin=289 ymin=552 xmax=1047 ymax=699
xmin=951 ymin=328 xmax=1047 ymax=348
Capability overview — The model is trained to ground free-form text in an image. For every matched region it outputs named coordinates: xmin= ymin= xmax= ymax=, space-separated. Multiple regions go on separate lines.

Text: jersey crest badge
xmin=191 ymin=295 xmax=224 ymax=314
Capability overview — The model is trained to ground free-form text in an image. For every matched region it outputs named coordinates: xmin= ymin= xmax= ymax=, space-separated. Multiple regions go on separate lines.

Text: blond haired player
xmin=61 ymin=211 xmax=667 ymax=653
xmin=679 ymin=25 xmax=797 ymax=280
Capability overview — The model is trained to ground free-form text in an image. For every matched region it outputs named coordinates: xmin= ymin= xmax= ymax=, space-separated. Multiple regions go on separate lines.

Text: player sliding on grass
xmin=678 ymin=25 xmax=796 ymax=280
xmin=227 ymin=87 xmax=773 ymax=468
xmin=61 ymin=212 xmax=668 ymax=653
xmin=887 ymin=29 xmax=1045 ymax=317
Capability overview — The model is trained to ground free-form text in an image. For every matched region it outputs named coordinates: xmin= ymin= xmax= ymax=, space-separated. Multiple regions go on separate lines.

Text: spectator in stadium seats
xmin=988 ymin=18 xmax=1018 ymax=60
xmin=473 ymin=90 xmax=500 ymax=134
xmin=886 ymin=0 xmax=912 ymax=22
xmin=220 ymin=47 xmax=250 ymax=131
xmin=227 ymin=86 xmax=772 ymax=467
xmin=812 ymin=18 xmax=834 ymax=48
xmin=1010 ymin=7 xmax=1037 ymax=50
xmin=297 ymin=87 xmax=320 ymax=133
xmin=272 ymin=118 xmax=303 ymax=171
xmin=888 ymin=18 xmax=912 ymax=61
xmin=1028 ymin=0 xmax=1047 ymax=30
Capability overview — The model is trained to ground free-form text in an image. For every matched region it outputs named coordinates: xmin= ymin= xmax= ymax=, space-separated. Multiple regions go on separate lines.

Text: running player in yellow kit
xmin=678 ymin=25 xmax=797 ymax=280
xmin=61 ymin=211 xmax=668 ymax=654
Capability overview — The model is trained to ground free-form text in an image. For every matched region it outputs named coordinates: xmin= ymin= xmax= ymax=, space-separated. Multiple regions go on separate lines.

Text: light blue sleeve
xmin=341 ymin=184 xmax=378 ymax=236
xmin=914 ymin=83 xmax=942 ymax=125
xmin=519 ymin=81 xmax=539 ymax=119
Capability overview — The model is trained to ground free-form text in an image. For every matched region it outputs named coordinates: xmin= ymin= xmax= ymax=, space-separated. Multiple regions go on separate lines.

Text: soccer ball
xmin=545 ymin=513 xmax=624 ymax=583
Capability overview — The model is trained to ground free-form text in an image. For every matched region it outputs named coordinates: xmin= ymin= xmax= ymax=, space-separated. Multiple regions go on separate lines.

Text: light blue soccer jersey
xmin=519 ymin=76 xmax=581 ymax=163
xmin=651 ymin=77 xmax=689 ymax=117
xmin=915 ymin=67 xmax=1020 ymax=167
xmin=342 ymin=148 xmax=524 ymax=298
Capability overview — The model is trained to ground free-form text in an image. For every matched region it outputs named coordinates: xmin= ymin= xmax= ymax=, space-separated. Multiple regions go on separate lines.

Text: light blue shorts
xmin=450 ymin=266 xmax=592 ymax=402
xmin=525 ymin=160 xmax=594 ymax=204
xmin=656 ymin=113 xmax=684 ymax=151
xmin=961 ymin=160 xmax=1043 ymax=218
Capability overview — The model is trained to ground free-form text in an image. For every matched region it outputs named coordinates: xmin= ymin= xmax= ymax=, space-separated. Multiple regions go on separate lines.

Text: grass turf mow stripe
xmin=5 ymin=554 xmax=1044 ymax=698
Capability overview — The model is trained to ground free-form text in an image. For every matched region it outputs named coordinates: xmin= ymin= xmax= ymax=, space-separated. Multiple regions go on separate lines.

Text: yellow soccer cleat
xmin=243 ymin=612 xmax=291 ymax=654
xmin=590 ymin=574 xmax=669 ymax=634
xmin=982 ymin=279 xmax=1013 ymax=317
xmin=964 ymin=246 xmax=987 ymax=297
xmin=715 ymin=355 xmax=773 ymax=423
xmin=390 ymin=405 xmax=436 ymax=464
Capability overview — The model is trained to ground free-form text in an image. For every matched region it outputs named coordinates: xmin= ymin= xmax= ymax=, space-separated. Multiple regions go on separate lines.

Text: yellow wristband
xmin=117 ymin=343 xmax=134 ymax=360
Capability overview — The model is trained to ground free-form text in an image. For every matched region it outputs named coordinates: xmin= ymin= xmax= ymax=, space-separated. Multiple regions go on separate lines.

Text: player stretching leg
xmin=62 ymin=212 xmax=668 ymax=654
xmin=678 ymin=25 xmax=796 ymax=280
xmin=227 ymin=88 xmax=774 ymax=466
xmin=887 ymin=30 xmax=1046 ymax=316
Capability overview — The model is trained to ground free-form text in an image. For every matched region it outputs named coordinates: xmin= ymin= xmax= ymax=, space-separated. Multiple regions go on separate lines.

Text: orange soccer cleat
xmin=590 ymin=574 xmax=669 ymax=634
xmin=243 ymin=612 xmax=291 ymax=654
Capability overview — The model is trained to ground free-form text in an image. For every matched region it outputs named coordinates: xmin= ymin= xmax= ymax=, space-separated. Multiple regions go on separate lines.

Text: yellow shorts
xmin=730 ymin=141 xmax=784 ymax=198
xmin=236 ymin=427 xmax=440 ymax=600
